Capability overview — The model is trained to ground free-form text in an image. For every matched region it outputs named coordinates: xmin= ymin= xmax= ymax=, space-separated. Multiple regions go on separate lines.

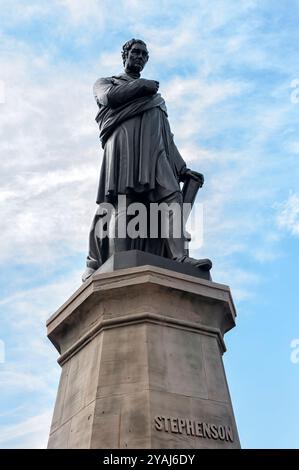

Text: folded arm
xmin=94 ymin=77 xmax=159 ymax=109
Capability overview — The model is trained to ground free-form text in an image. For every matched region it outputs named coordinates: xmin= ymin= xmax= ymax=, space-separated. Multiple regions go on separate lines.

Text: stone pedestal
xmin=47 ymin=260 xmax=240 ymax=448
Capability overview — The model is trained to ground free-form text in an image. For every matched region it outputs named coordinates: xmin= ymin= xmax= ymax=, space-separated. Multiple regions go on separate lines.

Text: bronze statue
xmin=82 ymin=39 xmax=211 ymax=282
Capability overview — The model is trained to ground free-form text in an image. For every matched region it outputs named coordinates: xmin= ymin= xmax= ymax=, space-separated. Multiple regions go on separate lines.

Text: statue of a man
xmin=82 ymin=39 xmax=211 ymax=281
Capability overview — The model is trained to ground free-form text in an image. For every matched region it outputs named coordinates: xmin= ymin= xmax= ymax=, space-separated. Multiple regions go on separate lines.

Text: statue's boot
xmin=82 ymin=267 xmax=96 ymax=283
xmin=175 ymin=255 xmax=212 ymax=271
xmin=165 ymin=224 xmax=212 ymax=272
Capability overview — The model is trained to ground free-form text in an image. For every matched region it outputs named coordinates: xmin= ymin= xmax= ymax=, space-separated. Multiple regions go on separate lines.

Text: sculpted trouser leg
xmin=86 ymin=206 xmax=110 ymax=272
xmin=108 ymin=195 xmax=135 ymax=257
xmin=158 ymin=191 xmax=186 ymax=260
xmin=86 ymin=196 xmax=133 ymax=273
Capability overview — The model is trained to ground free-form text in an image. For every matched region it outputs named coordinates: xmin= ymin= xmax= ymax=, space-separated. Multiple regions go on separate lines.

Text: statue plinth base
xmin=47 ymin=255 xmax=240 ymax=448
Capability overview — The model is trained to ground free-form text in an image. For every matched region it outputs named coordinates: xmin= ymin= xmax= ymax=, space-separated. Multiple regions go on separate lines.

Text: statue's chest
xmin=111 ymin=76 xmax=133 ymax=86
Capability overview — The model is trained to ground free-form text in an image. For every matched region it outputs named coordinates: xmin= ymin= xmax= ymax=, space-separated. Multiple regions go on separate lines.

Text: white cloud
xmin=0 ymin=271 xmax=81 ymax=448
xmin=0 ymin=410 xmax=52 ymax=448
xmin=212 ymin=265 xmax=261 ymax=302
xmin=0 ymin=80 xmax=5 ymax=104
xmin=164 ymin=76 xmax=247 ymax=107
xmin=0 ymin=371 xmax=49 ymax=393
xmin=288 ymin=141 xmax=299 ymax=154
xmin=277 ymin=193 xmax=299 ymax=236
xmin=58 ymin=0 xmax=102 ymax=22
xmin=0 ymin=269 xmax=82 ymax=325
xmin=0 ymin=0 xmax=52 ymax=23
xmin=163 ymin=75 xmax=248 ymax=142
xmin=0 ymin=43 xmax=101 ymax=265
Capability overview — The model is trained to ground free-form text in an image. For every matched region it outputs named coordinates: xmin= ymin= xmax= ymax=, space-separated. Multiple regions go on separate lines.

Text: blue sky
xmin=0 ymin=0 xmax=299 ymax=448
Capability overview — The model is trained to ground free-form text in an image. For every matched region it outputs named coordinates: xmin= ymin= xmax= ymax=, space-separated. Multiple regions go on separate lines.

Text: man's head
xmin=122 ymin=39 xmax=149 ymax=73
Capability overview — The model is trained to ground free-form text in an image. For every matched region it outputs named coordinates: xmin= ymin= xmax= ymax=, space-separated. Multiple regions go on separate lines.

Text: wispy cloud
xmin=0 ymin=270 xmax=81 ymax=325
xmin=0 ymin=371 xmax=49 ymax=393
xmin=277 ymin=193 xmax=299 ymax=236
xmin=0 ymin=410 xmax=52 ymax=448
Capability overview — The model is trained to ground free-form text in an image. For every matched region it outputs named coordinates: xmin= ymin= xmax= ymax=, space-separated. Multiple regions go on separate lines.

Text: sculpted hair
xmin=121 ymin=39 xmax=149 ymax=66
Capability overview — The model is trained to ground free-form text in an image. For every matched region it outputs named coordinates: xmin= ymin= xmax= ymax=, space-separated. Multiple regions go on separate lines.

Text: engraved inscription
xmin=154 ymin=416 xmax=234 ymax=442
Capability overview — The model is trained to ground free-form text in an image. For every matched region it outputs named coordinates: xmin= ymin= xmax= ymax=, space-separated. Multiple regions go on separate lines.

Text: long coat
xmin=93 ymin=72 xmax=186 ymax=204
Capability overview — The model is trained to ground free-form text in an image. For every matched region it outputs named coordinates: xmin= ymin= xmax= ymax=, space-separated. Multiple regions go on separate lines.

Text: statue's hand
xmin=141 ymin=79 xmax=159 ymax=94
xmin=179 ymin=166 xmax=191 ymax=182
xmin=193 ymin=171 xmax=204 ymax=186
xmin=191 ymin=170 xmax=204 ymax=187
xmin=180 ymin=168 xmax=205 ymax=186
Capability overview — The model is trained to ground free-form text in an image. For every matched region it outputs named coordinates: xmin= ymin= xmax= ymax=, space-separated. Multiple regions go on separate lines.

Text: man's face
xmin=125 ymin=43 xmax=148 ymax=72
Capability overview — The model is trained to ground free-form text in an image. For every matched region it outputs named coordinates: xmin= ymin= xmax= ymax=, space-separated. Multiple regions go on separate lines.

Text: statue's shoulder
xmin=93 ymin=76 xmax=115 ymax=101
xmin=93 ymin=74 xmax=126 ymax=92
xmin=93 ymin=74 xmax=128 ymax=102
xmin=93 ymin=76 xmax=114 ymax=88
xmin=93 ymin=73 xmax=129 ymax=88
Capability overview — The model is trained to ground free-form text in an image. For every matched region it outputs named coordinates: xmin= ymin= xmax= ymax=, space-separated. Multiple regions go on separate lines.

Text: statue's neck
xmin=124 ymin=68 xmax=140 ymax=79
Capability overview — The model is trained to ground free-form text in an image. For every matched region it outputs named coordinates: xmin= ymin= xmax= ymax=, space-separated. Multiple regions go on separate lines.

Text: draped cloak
xmin=94 ymin=73 xmax=187 ymax=204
